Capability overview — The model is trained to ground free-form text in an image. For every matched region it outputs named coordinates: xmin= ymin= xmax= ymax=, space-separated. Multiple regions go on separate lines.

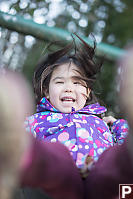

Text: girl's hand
xmin=103 ymin=116 xmax=117 ymax=125
xmin=79 ymin=155 xmax=94 ymax=179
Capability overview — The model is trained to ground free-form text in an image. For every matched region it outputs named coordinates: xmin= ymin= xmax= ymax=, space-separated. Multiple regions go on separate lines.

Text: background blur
xmin=0 ymin=0 xmax=133 ymax=117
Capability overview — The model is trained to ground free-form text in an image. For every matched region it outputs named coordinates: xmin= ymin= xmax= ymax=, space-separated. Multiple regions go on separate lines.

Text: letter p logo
xmin=122 ymin=186 xmax=131 ymax=198
xmin=119 ymin=184 xmax=133 ymax=199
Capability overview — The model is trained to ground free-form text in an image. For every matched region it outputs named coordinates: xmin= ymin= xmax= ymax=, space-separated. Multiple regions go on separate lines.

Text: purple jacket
xmin=25 ymin=97 xmax=128 ymax=168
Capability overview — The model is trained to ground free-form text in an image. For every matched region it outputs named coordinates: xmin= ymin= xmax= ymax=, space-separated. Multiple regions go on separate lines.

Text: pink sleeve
xmin=112 ymin=119 xmax=128 ymax=144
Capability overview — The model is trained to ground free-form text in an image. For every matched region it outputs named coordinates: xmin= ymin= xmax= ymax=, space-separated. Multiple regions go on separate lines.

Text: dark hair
xmin=33 ymin=33 xmax=103 ymax=105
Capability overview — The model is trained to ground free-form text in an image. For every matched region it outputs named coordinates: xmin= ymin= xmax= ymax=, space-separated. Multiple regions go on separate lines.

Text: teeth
xmin=63 ymin=99 xmax=73 ymax=101
xmin=62 ymin=100 xmax=73 ymax=104
xmin=61 ymin=98 xmax=75 ymax=102
xmin=64 ymin=99 xmax=72 ymax=101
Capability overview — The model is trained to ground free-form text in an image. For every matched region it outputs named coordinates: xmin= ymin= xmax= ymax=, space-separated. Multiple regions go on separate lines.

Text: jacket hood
xmin=36 ymin=97 xmax=107 ymax=115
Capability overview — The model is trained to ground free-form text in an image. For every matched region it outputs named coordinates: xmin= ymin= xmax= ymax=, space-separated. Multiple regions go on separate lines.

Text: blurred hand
xmin=103 ymin=116 xmax=117 ymax=125
xmin=0 ymin=69 xmax=34 ymax=199
xmin=118 ymin=47 xmax=133 ymax=161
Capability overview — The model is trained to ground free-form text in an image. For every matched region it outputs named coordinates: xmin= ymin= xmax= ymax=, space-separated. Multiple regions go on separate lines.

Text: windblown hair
xmin=33 ymin=33 xmax=103 ymax=105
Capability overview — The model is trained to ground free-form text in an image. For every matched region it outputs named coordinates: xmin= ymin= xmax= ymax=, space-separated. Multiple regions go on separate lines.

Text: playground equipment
xmin=0 ymin=11 xmax=126 ymax=60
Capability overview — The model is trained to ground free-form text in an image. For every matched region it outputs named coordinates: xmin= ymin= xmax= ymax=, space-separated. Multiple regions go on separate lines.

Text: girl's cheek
xmin=78 ymin=86 xmax=87 ymax=95
xmin=78 ymin=88 xmax=88 ymax=100
xmin=82 ymin=93 xmax=88 ymax=101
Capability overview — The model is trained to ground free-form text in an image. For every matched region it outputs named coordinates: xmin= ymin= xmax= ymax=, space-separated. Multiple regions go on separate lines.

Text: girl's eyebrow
xmin=52 ymin=77 xmax=64 ymax=81
xmin=71 ymin=75 xmax=82 ymax=79
xmin=53 ymin=75 xmax=83 ymax=81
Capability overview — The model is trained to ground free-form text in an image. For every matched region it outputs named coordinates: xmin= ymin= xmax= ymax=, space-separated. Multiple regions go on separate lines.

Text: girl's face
xmin=46 ymin=62 xmax=90 ymax=113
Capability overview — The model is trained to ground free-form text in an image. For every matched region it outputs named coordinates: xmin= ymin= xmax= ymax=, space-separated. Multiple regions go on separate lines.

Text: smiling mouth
xmin=61 ymin=97 xmax=76 ymax=103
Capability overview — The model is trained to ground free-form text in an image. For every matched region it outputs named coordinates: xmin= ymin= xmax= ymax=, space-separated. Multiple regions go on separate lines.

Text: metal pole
xmin=0 ymin=11 xmax=126 ymax=60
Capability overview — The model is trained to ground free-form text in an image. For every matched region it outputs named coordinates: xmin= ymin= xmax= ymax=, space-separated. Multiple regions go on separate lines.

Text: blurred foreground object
xmin=0 ymin=69 xmax=34 ymax=199
xmin=118 ymin=47 xmax=133 ymax=125
xmin=118 ymin=47 xmax=133 ymax=159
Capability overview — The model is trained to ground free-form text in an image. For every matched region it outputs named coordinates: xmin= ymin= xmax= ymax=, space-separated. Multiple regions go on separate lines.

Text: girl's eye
xmin=74 ymin=81 xmax=81 ymax=85
xmin=74 ymin=81 xmax=84 ymax=86
xmin=56 ymin=81 xmax=64 ymax=84
xmin=74 ymin=81 xmax=87 ymax=87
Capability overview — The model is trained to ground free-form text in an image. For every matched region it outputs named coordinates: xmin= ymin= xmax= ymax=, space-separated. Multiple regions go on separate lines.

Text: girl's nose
xmin=65 ymin=88 xmax=72 ymax=92
xmin=64 ymin=82 xmax=74 ymax=92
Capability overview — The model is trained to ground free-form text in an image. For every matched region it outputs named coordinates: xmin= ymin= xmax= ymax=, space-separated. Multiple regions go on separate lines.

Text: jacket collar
xmin=37 ymin=97 xmax=107 ymax=115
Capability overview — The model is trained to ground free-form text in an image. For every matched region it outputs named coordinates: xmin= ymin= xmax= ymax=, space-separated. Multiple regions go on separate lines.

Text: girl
xmin=25 ymin=34 xmax=128 ymax=171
